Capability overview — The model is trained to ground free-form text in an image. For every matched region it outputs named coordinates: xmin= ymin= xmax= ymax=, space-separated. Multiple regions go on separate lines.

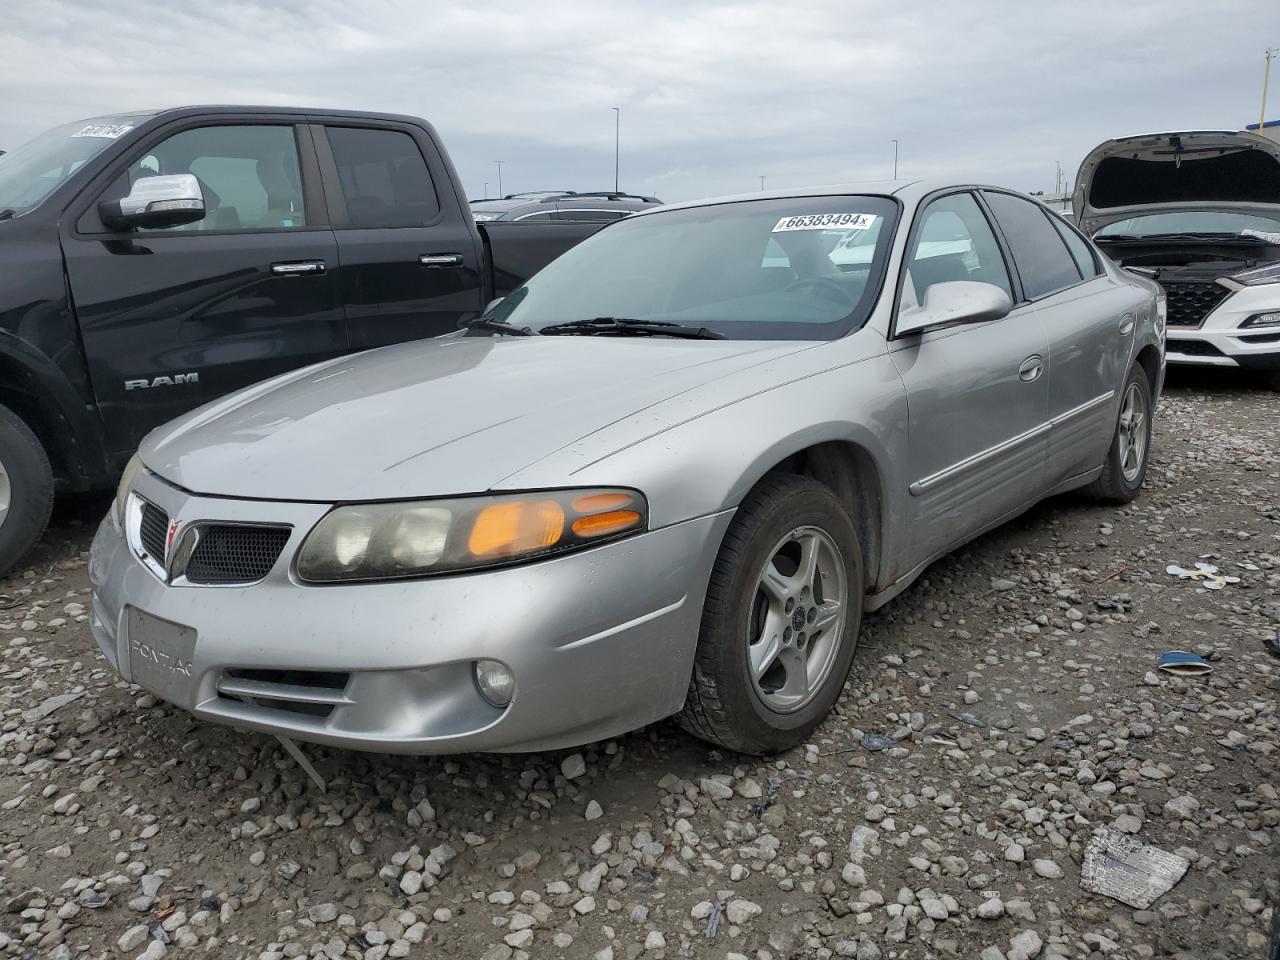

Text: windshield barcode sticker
xmin=773 ymin=213 xmax=877 ymax=232
xmin=71 ymin=123 xmax=134 ymax=139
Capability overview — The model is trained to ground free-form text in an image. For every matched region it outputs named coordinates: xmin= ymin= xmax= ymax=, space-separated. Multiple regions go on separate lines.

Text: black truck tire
xmin=0 ymin=404 xmax=54 ymax=580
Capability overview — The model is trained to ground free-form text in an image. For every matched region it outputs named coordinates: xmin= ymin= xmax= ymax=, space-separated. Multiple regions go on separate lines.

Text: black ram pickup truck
xmin=0 ymin=106 xmax=608 ymax=575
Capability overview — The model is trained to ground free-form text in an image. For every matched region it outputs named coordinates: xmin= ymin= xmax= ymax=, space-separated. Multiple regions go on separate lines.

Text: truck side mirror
xmin=99 ymin=174 xmax=206 ymax=231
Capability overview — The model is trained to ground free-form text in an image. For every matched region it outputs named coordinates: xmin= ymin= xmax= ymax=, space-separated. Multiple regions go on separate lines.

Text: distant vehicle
xmin=1075 ymin=130 xmax=1280 ymax=387
xmin=470 ymin=191 xmax=662 ymax=222
xmin=92 ymin=179 xmax=1163 ymax=757
xmin=0 ymin=106 xmax=617 ymax=576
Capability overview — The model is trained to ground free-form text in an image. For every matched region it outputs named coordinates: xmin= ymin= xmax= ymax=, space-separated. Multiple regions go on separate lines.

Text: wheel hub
xmin=1117 ymin=381 xmax=1148 ymax=483
xmin=0 ymin=457 xmax=10 ymax=532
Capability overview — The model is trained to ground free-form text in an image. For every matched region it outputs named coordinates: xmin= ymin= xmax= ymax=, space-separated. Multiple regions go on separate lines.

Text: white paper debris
xmin=1081 ymin=825 xmax=1189 ymax=909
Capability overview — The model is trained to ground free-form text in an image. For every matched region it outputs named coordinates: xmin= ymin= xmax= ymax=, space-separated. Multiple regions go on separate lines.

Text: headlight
xmin=1241 ymin=311 xmax=1280 ymax=329
xmin=1154 ymin=292 xmax=1167 ymax=338
xmin=296 ymin=488 xmax=647 ymax=583
xmin=114 ymin=454 xmax=144 ymax=525
xmin=1230 ymin=262 xmax=1280 ymax=286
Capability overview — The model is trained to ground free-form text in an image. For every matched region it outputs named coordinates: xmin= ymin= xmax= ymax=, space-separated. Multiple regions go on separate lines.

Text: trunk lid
xmin=1073 ymin=130 xmax=1280 ymax=236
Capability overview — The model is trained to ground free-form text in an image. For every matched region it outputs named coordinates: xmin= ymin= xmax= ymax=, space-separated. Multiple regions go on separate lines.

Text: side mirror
xmin=896 ymin=280 xmax=1012 ymax=337
xmin=99 ymin=174 xmax=205 ymax=231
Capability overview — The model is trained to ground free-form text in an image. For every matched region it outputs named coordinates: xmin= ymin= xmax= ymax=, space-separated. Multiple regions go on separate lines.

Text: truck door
xmin=312 ymin=121 xmax=486 ymax=350
xmin=60 ymin=117 xmax=346 ymax=459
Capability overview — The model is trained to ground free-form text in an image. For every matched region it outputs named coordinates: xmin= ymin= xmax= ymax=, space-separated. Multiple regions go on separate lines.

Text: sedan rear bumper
xmin=88 ymin=475 xmax=732 ymax=754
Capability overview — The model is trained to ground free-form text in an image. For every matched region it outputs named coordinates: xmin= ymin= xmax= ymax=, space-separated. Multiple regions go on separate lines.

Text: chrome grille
xmin=1162 ymin=281 xmax=1229 ymax=328
xmin=138 ymin=501 xmax=170 ymax=561
xmin=184 ymin=525 xmax=291 ymax=584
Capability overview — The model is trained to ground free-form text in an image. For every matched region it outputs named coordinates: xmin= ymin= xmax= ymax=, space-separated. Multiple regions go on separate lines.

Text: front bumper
xmin=1163 ymin=282 xmax=1280 ymax=370
xmin=88 ymin=471 xmax=732 ymax=754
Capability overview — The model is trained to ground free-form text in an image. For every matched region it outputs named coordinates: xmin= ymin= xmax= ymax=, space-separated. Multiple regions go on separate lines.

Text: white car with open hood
xmin=1074 ymin=129 xmax=1280 ymax=387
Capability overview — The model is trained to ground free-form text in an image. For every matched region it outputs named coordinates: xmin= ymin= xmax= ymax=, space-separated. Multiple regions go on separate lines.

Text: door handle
xmin=419 ymin=254 xmax=464 ymax=268
xmin=1118 ymin=314 xmax=1134 ymax=336
xmin=271 ymin=260 xmax=325 ymax=276
xmin=1018 ymin=354 xmax=1044 ymax=382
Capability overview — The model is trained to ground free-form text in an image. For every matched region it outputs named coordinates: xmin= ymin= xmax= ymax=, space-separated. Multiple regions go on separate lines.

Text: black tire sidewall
xmin=701 ymin=480 xmax=864 ymax=751
xmin=0 ymin=407 xmax=54 ymax=579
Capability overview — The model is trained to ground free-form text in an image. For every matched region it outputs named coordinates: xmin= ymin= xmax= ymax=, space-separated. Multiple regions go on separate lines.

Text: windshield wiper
xmin=462 ymin=316 xmax=535 ymax=336
xmin=0 ymin=209 xmax=16 ymax=222
xmin=540 ymin=317 xmax=725 ymax=340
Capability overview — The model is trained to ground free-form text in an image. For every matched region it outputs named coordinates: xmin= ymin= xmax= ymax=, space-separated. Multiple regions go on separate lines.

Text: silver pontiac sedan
xmin=89 ymin=180 xmax=1165 ymax=756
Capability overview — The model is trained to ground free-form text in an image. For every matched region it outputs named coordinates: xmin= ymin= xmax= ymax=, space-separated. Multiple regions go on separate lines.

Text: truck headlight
xmin=114 ymin=454 xmax=144 ymax=526
xmin=296 ymin=488 xmax=647 ymax=583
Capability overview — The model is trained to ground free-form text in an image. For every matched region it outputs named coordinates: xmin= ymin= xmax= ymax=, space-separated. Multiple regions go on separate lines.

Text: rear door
xmin=982 ymin=190 xmax=1131 ymax=487
xmin=314 ymin=121 xmax=486 ymax=351
xmin=61 ymin=115 xmax=346 ymax=458
xmin=889 ymin=190 xmax=1050 ymax=565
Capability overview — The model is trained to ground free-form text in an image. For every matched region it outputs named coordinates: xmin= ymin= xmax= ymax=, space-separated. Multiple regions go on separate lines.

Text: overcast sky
xmin=3 ymin=0 xmax=1276 ymax=202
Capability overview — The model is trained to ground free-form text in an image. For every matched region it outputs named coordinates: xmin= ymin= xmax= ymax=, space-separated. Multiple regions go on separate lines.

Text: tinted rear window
xmin=983 ymin=192 xmax=1082 ymax=299
xmin=326 ymin=127 xmax=439 ymax=228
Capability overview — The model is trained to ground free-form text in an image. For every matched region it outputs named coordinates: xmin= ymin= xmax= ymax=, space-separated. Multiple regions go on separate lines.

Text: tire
xmin=678 ymin=474 xmax=864 ymax=755
xmin=1266 ymin=371 xmax=1280 ymax=393
xmin=0 ymin=404 xmax=54 ymax=580
xmin=1083 ymin=365 xmax=1153 ymax=504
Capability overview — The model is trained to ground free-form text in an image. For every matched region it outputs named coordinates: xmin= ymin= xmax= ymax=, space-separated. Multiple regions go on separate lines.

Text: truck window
xmin=325 ymin=127 xmax=440 ymax=228
xmin=127 ymin=125 xmax=307 ymax=231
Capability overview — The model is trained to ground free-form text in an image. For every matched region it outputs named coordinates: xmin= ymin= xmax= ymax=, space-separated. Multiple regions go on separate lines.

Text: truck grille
xmin=184 ymin=525 xmax=291 ymax=584
xmin=1162 ymin=281 xmax=1229 ymax=328
xmin=139 ymin=502 xmax=170 ymax=561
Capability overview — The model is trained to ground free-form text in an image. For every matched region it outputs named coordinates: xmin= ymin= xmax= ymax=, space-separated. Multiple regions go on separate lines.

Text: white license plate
xmin=127 ymin=608 xmax=197 ymax=704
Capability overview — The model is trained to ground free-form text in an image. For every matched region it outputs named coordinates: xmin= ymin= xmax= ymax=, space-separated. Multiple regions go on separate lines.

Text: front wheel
xmin=0 ymin=404 xmax=54 ymax=580
xmin=1083 ymin=365 xmax=1153 ymax=504
xmin=678 ymin=474 xmax=864 ymax=755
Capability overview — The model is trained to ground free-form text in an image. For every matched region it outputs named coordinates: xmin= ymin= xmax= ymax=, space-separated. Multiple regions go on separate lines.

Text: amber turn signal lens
xmin=468 ymin=500 xmax=565 ymax=558
xmin=571 ymin=492 xmax=633 ymax=514
xmin=571 ymin=510 xmax=642 ymax=539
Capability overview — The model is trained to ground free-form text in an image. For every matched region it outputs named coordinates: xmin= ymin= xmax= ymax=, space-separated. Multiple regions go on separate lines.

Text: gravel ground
xmin=2 ymin=370 xmax=1278 ymax=960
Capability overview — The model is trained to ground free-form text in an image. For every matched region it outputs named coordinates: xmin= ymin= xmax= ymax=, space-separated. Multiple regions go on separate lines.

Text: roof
xmin=640 ymin=179 xmax=936 ymax=216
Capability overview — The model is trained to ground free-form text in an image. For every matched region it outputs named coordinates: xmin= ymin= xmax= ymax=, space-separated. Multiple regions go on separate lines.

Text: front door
xmin=314 ymin=122 xmax=486 ymax=351
xmin=62 ymin=118 xmax=346 ymax=459
xmin=889 ymin=190 xmax=1051 ymax=566
xmin=981 ymin=190 xmax=1135 ymax=487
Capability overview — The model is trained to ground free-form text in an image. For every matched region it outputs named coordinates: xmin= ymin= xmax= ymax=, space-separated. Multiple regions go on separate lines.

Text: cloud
xmin=1 ymin=0 xmax=1273 ymax=201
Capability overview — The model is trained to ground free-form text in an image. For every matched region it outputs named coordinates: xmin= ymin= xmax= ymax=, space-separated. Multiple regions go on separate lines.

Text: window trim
xmin=1047 ymin=211 xmax=1102 ymax=278
xmin=68 ymin=116 xmax=326 ymax=239
xmin=889 ymin=187 xmax=1020 ymax=341
xmin=979 ymin=188 xmax=1100 ymax=303
xmin=512 ymin=208 xmax=634 ymax=222
xmin=313 ymin=121 xmax=446 ymax=231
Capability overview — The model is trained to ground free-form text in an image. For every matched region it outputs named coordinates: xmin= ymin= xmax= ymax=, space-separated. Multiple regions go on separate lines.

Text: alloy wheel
xmin=1117 ymin=381 xmax=1148 ymax=483
xmin=0 ymin=456 xmax=10 ymax=532
xmin=747 ymin=525 xmax=848 ymax=713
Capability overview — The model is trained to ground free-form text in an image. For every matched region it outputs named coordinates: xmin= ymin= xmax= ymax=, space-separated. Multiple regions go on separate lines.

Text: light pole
xmin=891 ymin=139 xmax=899 ymax=180
xmin=612 ymin=107 xmax=620 ymax=193
xmin=1263 ymin=48 xmax=1279 ymax=131
xmin=483 ymin=180 xmax=489 ymax=198
xmin=759 ymin=175 xmax=766 ymax=191
xmin=1055 ymin=160 xmax=1062 ymax=195
xmin=494 ymin=161 xmax=504 ymax=197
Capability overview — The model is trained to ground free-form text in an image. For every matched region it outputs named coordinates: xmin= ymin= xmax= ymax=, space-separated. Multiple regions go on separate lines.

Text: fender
xmin=0 ymin=332 xmax=114 ymax=490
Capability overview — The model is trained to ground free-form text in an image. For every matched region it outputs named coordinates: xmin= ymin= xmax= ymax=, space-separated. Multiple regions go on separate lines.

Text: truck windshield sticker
xmin=773 ymin=213 xmax=878 ymax=233
xmin=71 ymin=123 xmax=134 ymax=139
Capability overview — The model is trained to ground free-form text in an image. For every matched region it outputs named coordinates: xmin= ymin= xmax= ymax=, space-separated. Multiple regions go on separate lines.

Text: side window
xmin=325 ymin=127 xmax=440 ymax=228
xmin=907 ymin=192 xmax=1012 ymax=305
xmin=1050 ymin=216 xmax=1100 ymax=278
xmin=983 ymin=191 xmax=1083 ymax=298
xmin=133 ymin=125 xmax=306 ymax=232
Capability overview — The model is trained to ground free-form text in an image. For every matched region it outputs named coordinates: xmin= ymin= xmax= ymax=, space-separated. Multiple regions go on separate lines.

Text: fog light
xmin=474 ymin=659 xmax=514 ymax=707
xmin=1242 ymin=311 xmax=1280 ymax=329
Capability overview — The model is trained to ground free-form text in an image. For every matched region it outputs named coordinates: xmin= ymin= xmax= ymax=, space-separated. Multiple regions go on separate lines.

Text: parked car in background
xmin=1075 ymin=129 xmax=1280 ymax=387
xmin=91 ymin=180 xmax=1163 ymax=757
xmin=470 ymin=191 xmax=662 ymax=222
xmin=0 ymin=106 xmax=617 ymax=576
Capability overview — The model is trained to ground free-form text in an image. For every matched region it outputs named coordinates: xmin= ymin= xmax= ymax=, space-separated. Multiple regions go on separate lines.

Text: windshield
xmin=1097 ymin=211 xmax=1280 ymax=239
xmin=0 ymin=116 xmax=145 ymax=216
xmin=486 ymin=195 xmax=899 ymax=341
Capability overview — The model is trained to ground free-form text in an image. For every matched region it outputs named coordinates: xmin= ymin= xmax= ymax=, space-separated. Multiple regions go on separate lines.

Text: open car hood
xmin=1073 ymin=130 xmax=1280 ymax=236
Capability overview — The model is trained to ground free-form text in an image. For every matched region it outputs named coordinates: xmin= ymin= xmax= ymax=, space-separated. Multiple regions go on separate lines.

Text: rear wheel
xmin=0 ymin=404 xmax=54 ymax=579
xmin=1083 ymin=365 xmax=1152 ymax=504
xmin=678 ymin=474 xmax=864 ymax=755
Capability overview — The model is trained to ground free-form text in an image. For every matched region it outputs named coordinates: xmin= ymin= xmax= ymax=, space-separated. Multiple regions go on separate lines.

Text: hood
xmin=1073 ymin=130 xmax=1280 ymax=235
xmin=140 ymin=335 xmax=810 ymax=501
